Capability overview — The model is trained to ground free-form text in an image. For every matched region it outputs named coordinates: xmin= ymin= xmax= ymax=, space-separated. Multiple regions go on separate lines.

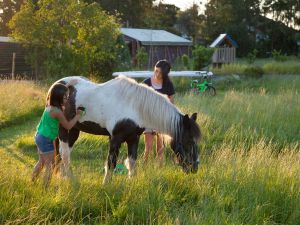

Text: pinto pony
xmin=54 ymin=76 xmax=201 ymax=184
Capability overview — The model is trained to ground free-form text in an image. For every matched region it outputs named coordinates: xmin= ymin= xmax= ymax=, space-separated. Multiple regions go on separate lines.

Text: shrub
xmin=246 ymin=49 xmax=258 ymax=64
xmin=192 ymin=45 xmax=215 ymax=70
xmin=181 ymin=54 xmax=190 ymax=70
xmin=114 ymin=36 xmax=132 ymax=72
xmin=272 ymin=50 xmax=287 ymax=62
xmin=136 ymin=47 xmax=148 ymax=69
xmin=243 ymin=66 xmax=264 ymax=79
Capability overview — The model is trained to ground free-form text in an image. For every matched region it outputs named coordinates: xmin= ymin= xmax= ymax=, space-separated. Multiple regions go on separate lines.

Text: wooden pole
xmin=12 ymin=52 xmax=16 ymax=80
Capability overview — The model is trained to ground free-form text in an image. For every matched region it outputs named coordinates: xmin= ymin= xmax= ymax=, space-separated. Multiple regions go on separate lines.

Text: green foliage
xmin=192 ymin=45 xmax=215 ymax=70
xmin=177 ymin=4 xmax=202 ymax=43
xmin=144 ymin=2 xmax=179 ymax=35
xmin=262 ymin=0 xmax=300 ymax=29
xmin=0 ymin=0 xmax=24 ymax=35
xmin=272 ymin=49 xmax=288 ymax=62
xmin=243 ymin=66 xmax=264 ymax=79
xmin=94 ymin=0 xmax=154 ymax=28
xmin=114 ymin=36 xmax=132 ymax=72
xmin=181 ymin=54 xmax=190 ymax=69
xmin=246 ymin=49 xmax=258 ymax=64
xmin=136 ymin=47 xmax=148 ymax=69
xmin=9 ymin=0 xmax=120 ymax=79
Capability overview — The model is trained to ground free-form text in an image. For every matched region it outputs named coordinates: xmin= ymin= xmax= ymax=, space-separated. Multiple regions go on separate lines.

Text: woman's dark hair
xmin=47 ymin=83 xmax=68 ymax=109
xmin=155 ymin=59 xmax=171 ymax=84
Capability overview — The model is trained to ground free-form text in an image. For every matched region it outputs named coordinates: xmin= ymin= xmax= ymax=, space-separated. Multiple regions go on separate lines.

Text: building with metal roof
xmin=210 ymin=33 xmax=238 ymax=67
xmin=120 ymin=28 xmax=192 ymax=68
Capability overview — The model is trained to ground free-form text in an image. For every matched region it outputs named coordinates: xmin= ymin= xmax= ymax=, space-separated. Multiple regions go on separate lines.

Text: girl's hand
xmin=76 ymin=109 xmax=84 ymax=117
xmin=76 ymin=106 xmax=85 ymax=117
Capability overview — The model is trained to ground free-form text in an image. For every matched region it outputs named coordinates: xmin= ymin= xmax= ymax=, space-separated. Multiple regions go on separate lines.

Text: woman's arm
xmin=51 ymin=109 xmax=82 ymax=130
xmin=169 ymin=95 xmax=174 ymax=104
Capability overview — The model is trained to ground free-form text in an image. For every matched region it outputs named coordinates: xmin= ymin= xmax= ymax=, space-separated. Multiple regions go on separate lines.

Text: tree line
xmin=0 ymin=0 xmax=299 ymax=78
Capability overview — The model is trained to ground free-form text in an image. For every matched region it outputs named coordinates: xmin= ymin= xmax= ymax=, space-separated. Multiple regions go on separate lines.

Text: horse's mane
xmin=114 ymin=75 xmax=183 ymax=138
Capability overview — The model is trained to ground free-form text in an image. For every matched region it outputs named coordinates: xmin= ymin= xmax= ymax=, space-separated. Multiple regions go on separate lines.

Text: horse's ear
xmin=191 ymin=113 xmax=197 ymax=121
xmin=183 ymin=114 xmax=190 ymax=128
xmin=183 ymin=114 xmax=189 ymax=122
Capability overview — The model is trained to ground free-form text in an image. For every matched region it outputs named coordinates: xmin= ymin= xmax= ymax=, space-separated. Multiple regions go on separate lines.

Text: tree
xmin=0 ymin=0 xmax=24 ymax=35
xmin=262 ymin=0 xmax=300 ymax=29
xmin=192 ymin=45 xmax=215 ymax=70
xmin=88 ymin=0 xmax=154 ymax=28
xmin=9 ymin=0 xmax=121 ymax=78
xmin=144 ymin=2 xmax=179 ymax=34
xmin=202 ymin=0 xmax=261 ymax=56
xmin=177 ymin=4 xmax=203 ymax=43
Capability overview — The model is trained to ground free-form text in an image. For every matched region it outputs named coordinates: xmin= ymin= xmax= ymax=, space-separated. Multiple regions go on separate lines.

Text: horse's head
xmin=171 ymin=113 xmax=201 ymax=173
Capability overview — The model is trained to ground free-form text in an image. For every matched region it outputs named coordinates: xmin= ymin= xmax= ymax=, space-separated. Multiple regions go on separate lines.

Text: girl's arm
xmin=169 ymin=95 xmax=174 ymax=104
xmin=51 ymin=109 xmax=82 ymax=130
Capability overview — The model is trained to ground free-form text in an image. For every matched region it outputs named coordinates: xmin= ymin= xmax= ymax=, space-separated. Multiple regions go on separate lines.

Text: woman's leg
xmin=156 ymin=133 xmax=164 ymax=164
xmin=41 ymin=152 xmax=55 ymax=187
xmin=144 ymin=133 xmax=154 ymax=162
xmin=32 ymin=150 xmax=45 ymax=182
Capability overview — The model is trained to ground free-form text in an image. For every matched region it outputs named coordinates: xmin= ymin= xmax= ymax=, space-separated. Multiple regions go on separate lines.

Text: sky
xmin=155 ymin=0 xmax=207 ymax=11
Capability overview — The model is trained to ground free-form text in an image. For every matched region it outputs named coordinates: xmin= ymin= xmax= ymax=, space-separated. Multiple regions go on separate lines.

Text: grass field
xmin=211 ymin=57 xmax=300 ymax=75
xmin=0 ymin=76 xmax=300 ymax=224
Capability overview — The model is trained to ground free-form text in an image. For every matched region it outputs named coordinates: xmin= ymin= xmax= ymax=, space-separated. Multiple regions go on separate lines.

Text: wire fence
xmin=0 ymin=42 xmax=34 ymax=79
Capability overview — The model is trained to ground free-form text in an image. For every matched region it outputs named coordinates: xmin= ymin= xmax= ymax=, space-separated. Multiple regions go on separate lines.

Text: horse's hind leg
xmin=103 ymin=136 xmax=121 ymax=184
xmin=59 ymin=126 xmax=80 ymax=177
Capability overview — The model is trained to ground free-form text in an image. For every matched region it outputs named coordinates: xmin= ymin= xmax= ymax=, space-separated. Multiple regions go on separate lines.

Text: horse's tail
xmin=53 ymin=138 xmax=61 ymax=174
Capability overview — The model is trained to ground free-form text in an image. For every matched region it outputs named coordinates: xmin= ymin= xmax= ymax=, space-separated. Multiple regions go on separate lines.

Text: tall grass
xmin=263 ymin=61 xmax=300 ymax=75
xmin=211 ymin=58 xmax=300 ymax=75
xmin=177 ymin=81 xmax=300 ymax=152
xmin=1 ymin=132 xmax=299 ymax=224
xmin=0 ymin=80 xmax=46 ymax=129
xmin=1 ymin=77 xmax=300 ymax=224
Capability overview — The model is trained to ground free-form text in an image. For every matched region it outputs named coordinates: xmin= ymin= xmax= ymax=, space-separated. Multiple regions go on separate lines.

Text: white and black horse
xmin=54 ymin=76 xmax=201 ymax=184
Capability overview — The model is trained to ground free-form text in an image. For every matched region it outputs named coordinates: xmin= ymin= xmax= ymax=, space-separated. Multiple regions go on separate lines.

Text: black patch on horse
xmin=76 ymin=121 xmax=110 ymax=136
xmin=112 ymin=119 xmax=145 ymax=143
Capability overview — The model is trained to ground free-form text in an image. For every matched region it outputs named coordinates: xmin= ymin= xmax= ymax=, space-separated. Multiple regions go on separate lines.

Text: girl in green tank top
xmin=32 ymin=80 xmax=83 ymax=187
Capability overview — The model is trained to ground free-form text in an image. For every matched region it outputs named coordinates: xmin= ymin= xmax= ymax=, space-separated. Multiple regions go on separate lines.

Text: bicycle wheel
xmin=205 ymin=86 xmax=216 ymax=96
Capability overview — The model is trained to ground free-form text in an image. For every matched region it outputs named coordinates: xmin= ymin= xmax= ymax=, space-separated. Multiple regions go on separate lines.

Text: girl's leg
xmin=32 ymin=150 xmax=45 ymax=182
xmin=144 ymin=133 xmax=154 ymax=162
xmin=41 ymin=152 xmax=55 ymax=187
xmin=156 ymin=133 xmax=164 ymax=165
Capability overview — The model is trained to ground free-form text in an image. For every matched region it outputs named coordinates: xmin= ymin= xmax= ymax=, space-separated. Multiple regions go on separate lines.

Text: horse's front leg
xmin=59 ymin=126 xmax=80 ymax=177
xmin=125 ymin=134 xmax=140 ymax=178
xmin=103 ymin=136 xmax=120 ymax=184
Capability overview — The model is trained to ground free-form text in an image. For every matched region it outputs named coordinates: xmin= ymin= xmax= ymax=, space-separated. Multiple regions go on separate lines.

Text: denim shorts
xmin=35 ymin=133 xmax=55 ymax=154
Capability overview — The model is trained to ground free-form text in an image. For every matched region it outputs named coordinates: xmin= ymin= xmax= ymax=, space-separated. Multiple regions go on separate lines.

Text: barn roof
xmin=121 ymin=28 xmax=192 ymax=46
xmin=210 ymin=33 xmax=238 ymax=47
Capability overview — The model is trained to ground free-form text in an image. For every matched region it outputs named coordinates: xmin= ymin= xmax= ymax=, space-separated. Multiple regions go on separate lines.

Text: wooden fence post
xmin=12 ymin=52 xmax=16 ymax=80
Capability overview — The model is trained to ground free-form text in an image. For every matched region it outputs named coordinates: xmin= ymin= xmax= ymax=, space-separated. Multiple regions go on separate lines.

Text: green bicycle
xmin=190 ymin=74 xmax=216 ymax=96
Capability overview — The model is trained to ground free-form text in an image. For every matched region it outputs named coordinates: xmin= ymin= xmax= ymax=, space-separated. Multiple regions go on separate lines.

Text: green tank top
xmin=37 ymin=107 xmax=60 ymax=140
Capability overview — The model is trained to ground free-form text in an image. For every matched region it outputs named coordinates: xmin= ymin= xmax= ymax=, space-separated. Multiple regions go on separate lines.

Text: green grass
xmin=1 ymin=76 xmax=300 ymax=224
xmin=211 ymin=58 xmax=300 ymax=76
xmin=0 ymin=80 xmax=46 ymax=129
